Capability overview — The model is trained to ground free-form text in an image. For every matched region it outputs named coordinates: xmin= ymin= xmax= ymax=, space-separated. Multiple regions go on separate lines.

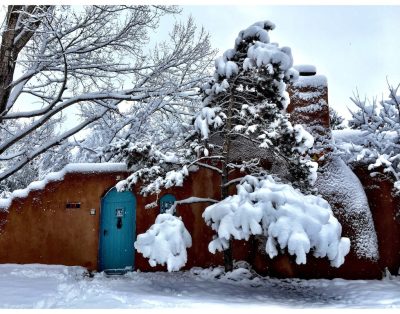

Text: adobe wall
xmin=0 ymin=172 xmax=128 ymax=270
xmin=0 ymin=167 xmax=251 ymax=272
xmin=0 ymin=161 xmax=394 ymax=279
xmin=352 ymin=164 xmax=400 ymax=274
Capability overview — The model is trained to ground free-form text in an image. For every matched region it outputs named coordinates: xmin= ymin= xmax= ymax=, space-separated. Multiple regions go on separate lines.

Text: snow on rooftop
xmin=0 ymin=163 xmax=127 ymax=211
xmin=293 ymin=64 xmax=317 ymax=75
xmin=293 ymin=75 xmax=327 ymax=88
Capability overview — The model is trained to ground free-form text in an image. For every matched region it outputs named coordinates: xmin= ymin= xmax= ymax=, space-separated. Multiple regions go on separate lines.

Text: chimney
xmin=294 ymin=64 xmax=317 ymax=76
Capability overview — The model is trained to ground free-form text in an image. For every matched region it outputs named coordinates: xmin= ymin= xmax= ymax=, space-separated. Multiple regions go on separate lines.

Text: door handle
xmin=103 ymin=229 xmax=108 ymax=236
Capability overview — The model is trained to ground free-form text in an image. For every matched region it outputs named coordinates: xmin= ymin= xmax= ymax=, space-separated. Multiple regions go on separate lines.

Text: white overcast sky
xmin=159 ymin=5 xmax=400 ymax=118
xmin=3 ymin=3 xmax=400 ymax=120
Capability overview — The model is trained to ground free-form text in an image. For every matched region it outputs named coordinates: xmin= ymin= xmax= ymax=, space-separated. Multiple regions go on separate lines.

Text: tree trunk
xmin=0 ymin=5 xmax=22 ymax=116
xmin=223 ymin=245 xmax=233 ymax=272
xmin=221 ymin=92 xmax=234 ymax=272
xmin=0 ymin=5 xmax=50 ymax=117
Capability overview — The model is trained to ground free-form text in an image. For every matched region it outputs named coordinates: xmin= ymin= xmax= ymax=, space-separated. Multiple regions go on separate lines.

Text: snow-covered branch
xmin=203 ymin=175 xmax=350 ymax=267
xmin=345 ymin=83 xmax=400 ymax=193
xmin=0 ymin=6 xmax=215 ymax=187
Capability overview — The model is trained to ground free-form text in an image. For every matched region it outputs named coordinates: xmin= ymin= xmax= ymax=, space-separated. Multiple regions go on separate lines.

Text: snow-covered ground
xmin=0 ymin=263 xmax=399 ymax=309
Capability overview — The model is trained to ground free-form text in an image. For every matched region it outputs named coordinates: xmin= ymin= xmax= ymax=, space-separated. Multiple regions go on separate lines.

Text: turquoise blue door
xmin=99 ymin=187 xmax=136 ymax=272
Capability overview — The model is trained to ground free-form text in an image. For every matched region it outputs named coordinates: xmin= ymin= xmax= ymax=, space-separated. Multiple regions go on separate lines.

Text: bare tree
xmin=0 ymin=5 xmax=215 ymax=184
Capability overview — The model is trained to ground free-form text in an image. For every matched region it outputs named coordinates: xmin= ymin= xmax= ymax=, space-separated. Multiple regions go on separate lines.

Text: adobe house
xmin=0 ymin=67 xmax=399 ymax=279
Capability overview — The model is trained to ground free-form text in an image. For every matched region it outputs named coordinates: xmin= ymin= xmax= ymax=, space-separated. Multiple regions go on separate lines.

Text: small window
xmin=66 ymin=202 xmax=81 ymax=209
xmin=159 ymin=194 xmax=176 ymax=214
xmin=115 ymin=208 xmax=125 ymax=217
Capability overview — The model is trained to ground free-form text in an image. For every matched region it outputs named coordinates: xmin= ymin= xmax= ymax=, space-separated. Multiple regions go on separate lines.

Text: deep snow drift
xmin=0 ymin=263 xmax=399 ymax=309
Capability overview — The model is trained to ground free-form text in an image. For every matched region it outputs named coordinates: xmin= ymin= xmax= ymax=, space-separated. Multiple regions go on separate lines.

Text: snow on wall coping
xmin=332 ymin=129 xmax=366 ymax=146
xmin=315 ymin=156 xmax=379 ymax=260
xmin=293 ymin=64 xmax=317 ymax=74
xmin=293 ymin=75 xmax=327 ymax=88
xmin=0 ymin=163 xmax=127 ymax=212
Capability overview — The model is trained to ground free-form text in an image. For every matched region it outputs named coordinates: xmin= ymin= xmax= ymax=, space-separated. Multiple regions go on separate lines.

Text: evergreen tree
xmin=113 ymin=21 xmax=350 ymax=272
xmin=347 ymin=83 xmax=400 ymax=193
xmin=191 ymin=21 xmax=317 ymax=270
xmin=329 ymin=107 xmax=346 ymax=130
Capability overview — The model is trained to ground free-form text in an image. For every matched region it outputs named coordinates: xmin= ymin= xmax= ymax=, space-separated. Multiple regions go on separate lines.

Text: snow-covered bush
xmin=203 ymin=175 xmax=350 ymax=267
xmin=134 ymin=213 xmax=192 ymax=272
xmin=346 ymin=83 xmax=400 ymax=194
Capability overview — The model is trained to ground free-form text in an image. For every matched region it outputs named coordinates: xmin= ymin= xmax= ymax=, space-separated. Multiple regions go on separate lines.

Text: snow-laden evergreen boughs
xmin=116 ymin=20 xmax=317 ymax=195
xmin=203 ymin=175 xmax=350 ymax=267
xmin=329 ymin=107 xmax=346 ymax=130
xmin=194 ymin=20 xmax=317 ymax=192
xmin=346 ymin=84 xmax=400 ymax=194
xmin=193 ymin=106 xmax=225 ymax=140
xmin=110 ymin=139 xmax=194 ymax=195
xmin=121 ymin=20 xmax=339 ymax=271
xmin=134 ymin=213 xmax=192 ymax=272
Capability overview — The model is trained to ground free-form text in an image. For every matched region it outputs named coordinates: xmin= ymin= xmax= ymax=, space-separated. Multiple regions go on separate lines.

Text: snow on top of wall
xmin=293 ymin=75 xmax=327 ymax=88
xmin=333 ymin=129 xmax=398 ymax=147
xmin=0 ymin=163 xmax=127 ymax=212
xmin=332 ymin=129 xmax=371 ymax=157
xmin=294 ymin=64 xmax=317 ymax=74
xmin=332 ymin=129 xmax=366 ymax=146
xmin=315 ymin=156 xmax=379 ymax=261
xmin=63 ymin=163 xmax=127 ymax=173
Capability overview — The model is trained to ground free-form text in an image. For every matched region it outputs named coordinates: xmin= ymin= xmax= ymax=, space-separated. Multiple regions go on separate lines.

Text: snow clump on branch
xmin=134 ymin=213 xmax=192 ymax=272
xmin=203 ymin=175 xmax=350 ymax=267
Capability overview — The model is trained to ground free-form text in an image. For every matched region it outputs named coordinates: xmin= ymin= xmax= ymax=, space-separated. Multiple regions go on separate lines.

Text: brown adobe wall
xmin=0 ymin=167 xmax=251 ymax=272
xmin=0 ymin=171 xmax=128 ymax=270
xmin=248 ymin=243 xmax=381 ymax=280
xmin=352 ymin=165 xmax=400 ymax=275
xmin=246 ymin=222 xmax=381 ymax=280
xmin=0 ymin=163 xmax=389 ymax=279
